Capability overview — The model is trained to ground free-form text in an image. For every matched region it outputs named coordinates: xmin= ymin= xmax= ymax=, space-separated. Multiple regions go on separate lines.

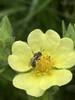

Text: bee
xmin=30 ymin=52 xmax=42 ymax=68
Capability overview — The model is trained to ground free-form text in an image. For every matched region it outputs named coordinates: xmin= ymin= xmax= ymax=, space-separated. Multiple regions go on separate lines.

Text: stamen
xmin=33 ymin=52 xmax=55 ymax=76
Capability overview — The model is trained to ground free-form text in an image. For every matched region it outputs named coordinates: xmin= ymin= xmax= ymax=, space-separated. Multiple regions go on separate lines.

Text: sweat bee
xmin=30 ymin=52 xmax=42 ymax=68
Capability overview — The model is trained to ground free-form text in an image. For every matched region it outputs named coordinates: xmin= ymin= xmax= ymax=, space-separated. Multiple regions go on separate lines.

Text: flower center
xmin=33 ymin=52 xmax=55 ymax=76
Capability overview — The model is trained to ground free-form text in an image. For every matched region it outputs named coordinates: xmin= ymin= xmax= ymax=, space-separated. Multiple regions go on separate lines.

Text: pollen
xmin=34 ymin=53 xmax=55 ymax=76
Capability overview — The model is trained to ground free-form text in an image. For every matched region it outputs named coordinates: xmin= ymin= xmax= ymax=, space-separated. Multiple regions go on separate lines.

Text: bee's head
xmin=34 ymin=52 xmax=42 ymax=57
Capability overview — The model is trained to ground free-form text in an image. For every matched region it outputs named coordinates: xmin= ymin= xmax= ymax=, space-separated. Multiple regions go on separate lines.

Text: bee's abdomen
xmin=31 ymin=58 xmax=36 ymax=68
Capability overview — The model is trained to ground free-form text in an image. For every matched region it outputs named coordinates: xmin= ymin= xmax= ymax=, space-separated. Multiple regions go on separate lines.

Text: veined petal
xmin=40 ymin=70 xmax=72 ymax=90
xmin=55 ymin=52 xmax=75 ymax=68
xmin=45 ymin=30 xmax=60 ymax=51
xmin=51 ymin=38 xmax=75 ymax=68
xmin=8 ymin=55 xmax=32 ymax=72
xmin=27 ymin=29 xmax=46 ymax=52
xmin=13 ymin=72 xmax=44 ymax=97
xmin=26 ymin=87 xmax=44 ymax=97
xmin=12 ymin=41 xmax=32 ymax=56
xmin=8 ymin=41 xmax=33 ymax=72
xmin=59 ymin=38 xmax=74 ymax=51
xmin=52 ymin=38 xmax=74 ymax=57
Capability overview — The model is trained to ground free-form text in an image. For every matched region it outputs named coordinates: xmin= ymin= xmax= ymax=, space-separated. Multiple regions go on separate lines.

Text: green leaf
xmin=1 ymin=66 xmax=16 ymax=81
xmin=0 ymin=16 xmax=12 ymax=42
xmin=0 ymin=68 xmax=5 ymax=74
xmin=62 ymin=20 xmax=66 ymax=36
xmin=63 ymin=23 xmax=75 ymax=46
xmin=65 ymin=23 xmax=75 ymax=37
xmin=0 ymin=16 xmax=14 ymax=81
xmin=49 ymin=86 xmax=60 ymax=95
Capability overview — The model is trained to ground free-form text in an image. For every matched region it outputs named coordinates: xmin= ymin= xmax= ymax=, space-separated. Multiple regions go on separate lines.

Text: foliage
xmin=0 ymin=0 xmax=75 ymax=100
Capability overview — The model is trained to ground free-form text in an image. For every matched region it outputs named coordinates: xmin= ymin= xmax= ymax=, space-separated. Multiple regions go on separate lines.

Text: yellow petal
xmin=12 ymin=41 xmax=32 ymax=56
xmin=59 ymin=38 xmax=74 ymax=51
xmin=55 ymin=52 xmax=75 ymax=68
xmin=40 ymin=70 xmax=72 ymax=90
xmin=27 ymin=29 xmax=46 ymax=52
xmin=54 ymin=38 xmax=74 ymax=55
xmin=26 ymin=87 xmax=44 ymax=97
xmin=51 ymin=38 xmax=75 ymax=68
xmin=8 ymin=55 xmax=32 ymax=72
xmin=13 ymin=72 xmax=44 ymax=97
xmin=45 ymin=30 xmax=60 ymax=51
xmin=8 ymin=41 xmax=33 ymax=72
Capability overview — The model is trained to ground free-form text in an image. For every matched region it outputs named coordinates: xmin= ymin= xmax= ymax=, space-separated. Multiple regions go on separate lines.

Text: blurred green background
xmin=0 ymin=0 xmax=75 ymax=100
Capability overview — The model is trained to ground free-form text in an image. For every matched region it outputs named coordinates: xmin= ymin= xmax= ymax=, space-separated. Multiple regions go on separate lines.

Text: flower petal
xmin=40 ymin=70 xmax=72 ymax=90
xmin=12 ymin=41 xmax=32 ymax=56
xmin=55 ymin=52 xmax=75 ymax=68
xmin=54 ymin=38 xmax=74 ymax=55
xmin=26 ymin=87 xmax=44 ymax=97
xmin=27 ymin=29 xmax=46 ymax=52
xmin=8 ymin=41 xmax=33 ymax=72
xmin=59 ymin=38 xmax=74 ymax=51
xmin=13 ymin=72 xmax=44 ymax=97
xmin=45 ymin=30 xmax=60 ymax=51
xmin=51 ymin=38 xmax=75 ymax=68
xmin=8 ymin=55 xmax=32 ymax=72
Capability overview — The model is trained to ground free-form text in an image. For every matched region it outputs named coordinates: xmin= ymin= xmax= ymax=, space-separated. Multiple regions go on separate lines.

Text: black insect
xmin=31 ymin=52 xmax=42 ymax=68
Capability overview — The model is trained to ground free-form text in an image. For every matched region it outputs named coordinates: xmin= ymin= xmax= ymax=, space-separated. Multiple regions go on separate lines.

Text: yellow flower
xmin=8 ymin=29 xmax=75 ymax=97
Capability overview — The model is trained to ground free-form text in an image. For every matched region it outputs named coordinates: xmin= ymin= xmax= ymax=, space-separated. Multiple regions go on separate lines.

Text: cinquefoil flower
xmin=8 ymin=29 xmax=75 ymax=97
